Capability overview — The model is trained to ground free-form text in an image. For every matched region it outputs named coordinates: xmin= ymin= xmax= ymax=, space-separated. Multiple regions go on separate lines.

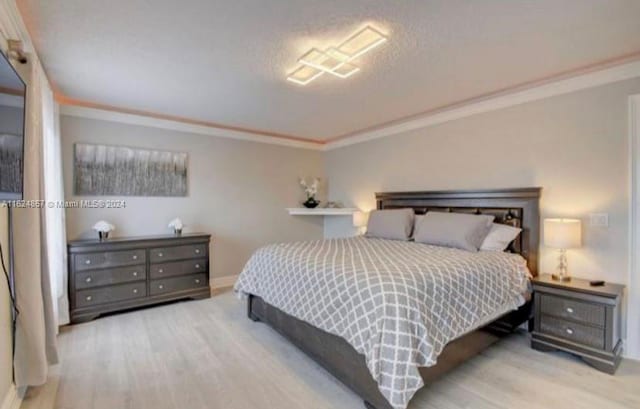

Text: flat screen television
xmin=0 ymin=49 xmax=26 ymax=201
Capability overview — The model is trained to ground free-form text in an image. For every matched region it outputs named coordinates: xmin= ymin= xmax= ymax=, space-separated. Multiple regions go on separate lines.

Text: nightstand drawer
xmin=540 ymin=294 xmax=605 ymax=326
xmin=539 ymin=315 xmax=605 ymax=350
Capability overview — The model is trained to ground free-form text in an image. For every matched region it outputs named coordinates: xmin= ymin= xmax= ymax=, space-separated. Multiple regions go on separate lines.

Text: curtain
xmin=43 ymin=96 xmax=69 ymax=328
xmin=10 ymin=46 xmax=59 ymax=388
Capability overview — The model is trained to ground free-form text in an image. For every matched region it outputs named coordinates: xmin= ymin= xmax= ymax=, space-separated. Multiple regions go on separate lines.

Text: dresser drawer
xmin=75 ymin=250 xmax=146 ymax=271
xmin=75 ymin=265 xmax=145 ymax=289
xmin=150 ymin=273 xmax=208 ymax=296
xmin=150 ymin=258 xmax=207 ymax=279
xmin=75 ymin=282 xmax=146 ymax=308
xmin=539 ymin=315 xmax=605 ymax=350
xmin=149 ymin=244 xmax=207 ymax=262
xmin=540 ymin=294 xmax=605 ymax=326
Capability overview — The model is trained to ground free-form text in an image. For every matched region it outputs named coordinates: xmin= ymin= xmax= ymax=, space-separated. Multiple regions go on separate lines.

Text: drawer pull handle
xmin=158 ymin=268 xmax=164 ymax=273
xmin=195 ymin=264 xmax=200 ymax=269
xmin=158 ymin=284 xmax=164 ymax=289
xmin=132 ymin=271 xmax=138 ymax=276
xmin=565 ymin=328 xmax=574 ymax=335
xmin=195 ymin=249 xmax=200 ymax=254
xmin=133 ymin=289 xmax=138 ymax=294
xmin=85 ymin=295 xmax=92 ymax=301
xmin=158 ymin=252 xmax=163 ymax=257
xmin=132 ymin=255 xmax=138 ymax=260
xmin=195 ymin=279 xmax=200 ymax=284
xmin=566 ymin=307 xmax=574 ymax=314
xmin=85 ymin=260 xmax=91 ymax=265
xmin=85 ymin=277 xmax=92 ymax=283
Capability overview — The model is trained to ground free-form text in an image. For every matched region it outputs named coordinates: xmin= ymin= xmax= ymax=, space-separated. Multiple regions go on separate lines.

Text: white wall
xmin=61 ymin=116 xmax=324 ymax=280
xmin=325 ymin=78 xmax=640 ymax=357
xmin=326 ymin=78 xmax=640 ymax=288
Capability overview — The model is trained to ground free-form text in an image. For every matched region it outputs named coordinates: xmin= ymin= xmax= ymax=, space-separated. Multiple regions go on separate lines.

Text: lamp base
xmin=551 ymin=273 xmax=571 ymax=282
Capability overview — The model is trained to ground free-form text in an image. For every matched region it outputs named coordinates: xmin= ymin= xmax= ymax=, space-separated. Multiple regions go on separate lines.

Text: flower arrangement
xmin=299 ymin=177 xmax=320 ymax=208
xmin=92 ymin=220 xmax=115 ymax=240
xmin=168 ymin=218 xmax=184 ymax=235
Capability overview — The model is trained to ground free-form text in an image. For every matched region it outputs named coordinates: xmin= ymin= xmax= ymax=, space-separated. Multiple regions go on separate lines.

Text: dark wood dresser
xmin=68 ymin=233 xmax=211 ymax=323
xmin=531 ymin=274 xmax=624 ymax=374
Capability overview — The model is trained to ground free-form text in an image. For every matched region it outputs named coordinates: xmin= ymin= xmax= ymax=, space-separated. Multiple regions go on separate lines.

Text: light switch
xmin=589 ymin=213 xmax=609 ymax=227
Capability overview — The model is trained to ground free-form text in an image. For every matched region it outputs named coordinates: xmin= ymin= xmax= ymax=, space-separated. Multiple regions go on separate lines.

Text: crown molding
xmin=59 ymin=102 xmax=324 ymax=151
xmin=324 ymin=56 xmax=640 ymax=150
xmin=56 ymin=54 xmax=640 ymax=152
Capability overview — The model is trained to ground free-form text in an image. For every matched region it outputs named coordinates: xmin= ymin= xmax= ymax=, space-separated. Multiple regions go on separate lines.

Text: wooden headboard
xmin=375 ymin=188 xmax=542 ymax=276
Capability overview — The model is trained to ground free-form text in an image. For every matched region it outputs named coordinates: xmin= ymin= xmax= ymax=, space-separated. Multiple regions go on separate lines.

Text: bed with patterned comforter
xmin=234 ymin=236 xmax=530 ymax=409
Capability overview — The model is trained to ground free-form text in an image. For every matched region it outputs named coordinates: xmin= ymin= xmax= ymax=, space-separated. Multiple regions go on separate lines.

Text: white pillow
xmin=480 ymin=223 xmax=522 ymax=251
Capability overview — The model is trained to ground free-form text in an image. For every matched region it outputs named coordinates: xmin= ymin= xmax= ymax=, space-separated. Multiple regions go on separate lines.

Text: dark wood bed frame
xmin=247 ymin=188 xmax=541 ymax=409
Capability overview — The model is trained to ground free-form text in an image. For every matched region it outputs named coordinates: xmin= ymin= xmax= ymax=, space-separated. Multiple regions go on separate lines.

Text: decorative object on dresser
xmin=92 ymin=220 xmax=115 ymax=240
xmin=68 ymin=233 xmax=210 ymax=323
xmin=544 ymin=218 xmax=582 ymax=282
xmin=168 ymin=218 xmax=184 ymax=235
xmin=531 ymin=274 xmax=624 ymax=374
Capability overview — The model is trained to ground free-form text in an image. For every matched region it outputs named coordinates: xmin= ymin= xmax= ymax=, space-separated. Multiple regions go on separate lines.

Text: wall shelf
xmin=286 ymin=208 xmax=358 ymax=216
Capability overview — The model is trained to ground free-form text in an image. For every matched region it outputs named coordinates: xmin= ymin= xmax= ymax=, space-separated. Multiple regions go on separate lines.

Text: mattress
xmin=234 ymin=236 xmax=530 ymax=409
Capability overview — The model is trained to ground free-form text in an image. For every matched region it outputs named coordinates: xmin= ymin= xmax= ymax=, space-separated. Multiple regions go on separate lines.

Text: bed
xmin=235 ymin=188 xmax=541 ymax=409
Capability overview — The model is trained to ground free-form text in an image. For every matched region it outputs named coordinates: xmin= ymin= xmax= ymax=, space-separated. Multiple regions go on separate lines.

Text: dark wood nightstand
xmin=530 ymin=274 xmax=625 ymax=374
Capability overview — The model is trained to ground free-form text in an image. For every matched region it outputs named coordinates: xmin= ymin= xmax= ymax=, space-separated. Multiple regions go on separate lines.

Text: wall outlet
xmin=590 ymin=213 xmax=609 ymax=227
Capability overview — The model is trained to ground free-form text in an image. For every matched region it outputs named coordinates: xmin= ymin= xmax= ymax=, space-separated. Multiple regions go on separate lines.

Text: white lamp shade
xmin=352 ymin=211 xmax=368 ymax=228
xmin=544 ymin=218 xmax=582 ymax=249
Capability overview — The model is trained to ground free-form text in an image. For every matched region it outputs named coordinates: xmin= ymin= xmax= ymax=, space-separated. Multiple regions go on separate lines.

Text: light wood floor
xmin=22 ymin=290 xmax=640 ymax=409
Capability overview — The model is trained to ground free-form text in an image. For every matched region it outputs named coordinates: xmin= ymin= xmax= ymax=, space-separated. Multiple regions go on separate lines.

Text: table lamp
xmin=353 ymin=211 xmax=368 ymax=235
xmin=544 ymin=218 xmax=582 ymax=282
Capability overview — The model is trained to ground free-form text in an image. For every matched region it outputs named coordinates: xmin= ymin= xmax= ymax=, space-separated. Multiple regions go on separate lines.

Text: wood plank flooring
xmin=22 ymin=290 xmax=640 ymax=409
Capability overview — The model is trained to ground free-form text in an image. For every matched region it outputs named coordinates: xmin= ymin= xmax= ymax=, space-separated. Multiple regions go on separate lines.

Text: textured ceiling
xmin=18 ymin=0 xmax=640 ymax=141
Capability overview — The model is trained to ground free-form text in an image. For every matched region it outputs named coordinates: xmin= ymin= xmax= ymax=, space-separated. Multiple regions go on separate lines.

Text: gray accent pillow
xmin=366 ymin=209 xmax=415 ymax=241
xmin=413 ymin=212 xmax=495 ymax=252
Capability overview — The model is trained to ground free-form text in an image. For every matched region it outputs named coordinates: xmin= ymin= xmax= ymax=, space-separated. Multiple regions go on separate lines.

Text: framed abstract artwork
xmin=74 ymin=143 xmax=188 ymax=196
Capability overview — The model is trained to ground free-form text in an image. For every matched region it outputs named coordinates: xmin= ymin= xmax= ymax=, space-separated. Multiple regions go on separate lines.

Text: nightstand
xmin=530 ymin=274 xmax=624 ymax=374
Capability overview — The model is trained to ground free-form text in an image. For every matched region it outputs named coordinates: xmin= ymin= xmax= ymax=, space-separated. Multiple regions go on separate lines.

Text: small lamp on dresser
xmin=544 ymin=218 xmax=581 ymax=282
xmin=353 ymin=211 xmax=368 ymax=235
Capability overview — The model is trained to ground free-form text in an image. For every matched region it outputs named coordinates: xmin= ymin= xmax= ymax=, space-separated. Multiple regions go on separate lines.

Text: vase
xmin=98 ymin=231 xmax=110 ymax=240
xmin=303 ymin=197 xmax=320 ymax=208
xmin=174 ymin=228 xmax=182 ymax=235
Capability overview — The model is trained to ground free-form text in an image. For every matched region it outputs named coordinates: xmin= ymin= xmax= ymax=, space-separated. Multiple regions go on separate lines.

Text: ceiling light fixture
xmin=287 ymin=24 xmax=387 ymax=86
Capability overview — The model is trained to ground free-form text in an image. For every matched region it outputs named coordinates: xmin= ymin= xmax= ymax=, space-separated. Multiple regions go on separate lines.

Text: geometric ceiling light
xmin=287 ymin=25 xmax=388 ymax=86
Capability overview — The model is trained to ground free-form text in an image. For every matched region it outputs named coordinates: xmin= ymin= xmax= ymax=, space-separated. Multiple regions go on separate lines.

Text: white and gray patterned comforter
xmin=234 ymin=237 xmax=529 ymax=409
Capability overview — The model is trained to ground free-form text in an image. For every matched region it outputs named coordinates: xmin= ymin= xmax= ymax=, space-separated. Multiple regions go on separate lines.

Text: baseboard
xmin=1 ymin=384 xmax=22 ymax=409
xmin=622 ymin=338 xmax=640 ymax=361
xmin=210 ymin=274 xmax=239 ymax=290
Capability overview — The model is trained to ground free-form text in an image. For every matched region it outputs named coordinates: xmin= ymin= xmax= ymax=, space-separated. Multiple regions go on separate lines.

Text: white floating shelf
xmin=287 ymin=208 xmax=358 ymax=216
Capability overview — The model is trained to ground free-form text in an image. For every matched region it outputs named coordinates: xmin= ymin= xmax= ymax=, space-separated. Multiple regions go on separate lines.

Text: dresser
xmin=68 ymin=233 xmax=211 ymax=323
xmin=530 ymin=274 xmax=624 ymax=374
